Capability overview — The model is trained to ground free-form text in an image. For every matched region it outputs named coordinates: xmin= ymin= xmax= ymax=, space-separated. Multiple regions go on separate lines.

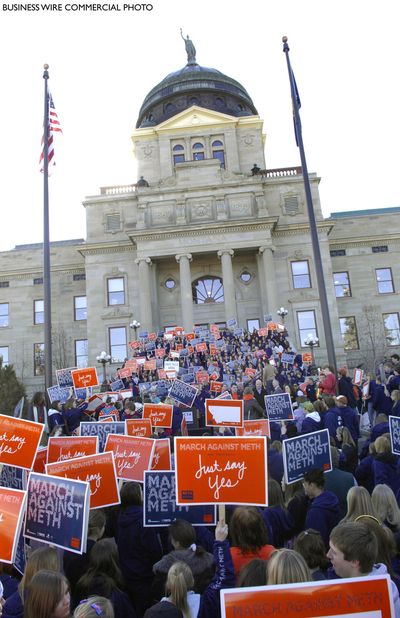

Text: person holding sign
xmin=302 ymin=468 xmax=341 ymax=549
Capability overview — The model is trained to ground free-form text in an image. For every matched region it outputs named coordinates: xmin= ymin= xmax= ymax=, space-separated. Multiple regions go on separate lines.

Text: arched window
xmin=192 ymin=276 xmax=224 ymax=304
xmin=212 ymin=140 xmax=225 ymax=168
xmin=192 ymin=142 xmax=205 ymax=161
xmin=172 ymin=144 xmax=185 ymax=165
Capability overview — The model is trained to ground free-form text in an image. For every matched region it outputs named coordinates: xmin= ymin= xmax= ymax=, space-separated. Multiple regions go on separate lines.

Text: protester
xmin=262 ymin=480 xmax=294 ymax=548
xmin=337 ymin=367 xmax=358 ymax=409
xmin=340 ymin=486 xmax=378 ymax=523
xmin=371 ymin=484 xmax=400 ymax=532
xmin=294 ymin=529 xmax=331 ymax=580
xmin=317 ymin=366 xmax=337 ymax=398
xmin=302 ymin=468 xmax=341 ymax=549
xmin=229 ymin=506 xmax=276 ymax=578
xmin=237 ymin=560 xmax=268 ymax=587
xmin=372 ymin=435 xmax=400 ymax=495
xmin=23 ymin=570 xmax=70 ymax=618
xmin=336 ymin=426 xmax=358 ymax=474
xmin=267 ymin=549 xmax=311 ymax=585
xmin=324 ymin=446 xmax=357 ymax=519
xmin=73 ymin=597 xmax=114 ymax=618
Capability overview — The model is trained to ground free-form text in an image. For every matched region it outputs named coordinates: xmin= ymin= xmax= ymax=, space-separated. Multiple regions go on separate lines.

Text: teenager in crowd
xmin=24 ymin=571 xmax=70 ymax=618
xmin=372 ymin=484 xmax=400 ymax=533
xmin=267 ymin=549 xmax=311 ymax=585
xmin=262 ymin=480 xmax=294 ymax=548
xmin=294 ymin=529 xmax=331 ymax=580
xmin=336 ymin=426 xmax=358 ymax=474
xmin=73 ymin=597 xmax=114 ymax=618
xmin=229 ymin=506 xmax=276 ymax=578
xmin=302 ymin=469 xmax=341 ymax=549
xmin=341 ymin=486 xmax=378 ymax=523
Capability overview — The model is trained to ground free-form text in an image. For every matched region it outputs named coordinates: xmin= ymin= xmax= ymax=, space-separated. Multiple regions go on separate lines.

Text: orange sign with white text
xmin=125 ymin=418 xmax=153 ymax=438
xmin=33 ymin=447 xmax=48 ymax=473
xmin=151 ymin=438 xmax=172 ymax=470
xmin=46 ymin=451 xmax=120 ymax=510
xmin=71 ymin=367 xmax=99 ymax=388
xmin=47 ymin=436 xmax=98 ymax=465
xmin=104 ymin=434 xmax=155 ymax=482
xmin=0 ymin=415 xmax=44 ymax=470
xmin=220 ymin=576 xmax=394 ymax=618
xmin=235 ymin=419 xmax=270 ymax=438
xmin=174 ymin=436 xmax=268 ymax=506
xmin=0 ymin=487 xmax=27 ymax=563
xmin=143 ymin=403 xmax=173 ymax=428
xmin=205 ymin=399 xmax=244 ymax=428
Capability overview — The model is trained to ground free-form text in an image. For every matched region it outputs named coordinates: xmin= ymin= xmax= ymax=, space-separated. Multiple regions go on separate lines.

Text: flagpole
xmin=282 ymin=37 xmax=337 ymax=374
xmin=43 ymin=64 xmax=53 ymax=391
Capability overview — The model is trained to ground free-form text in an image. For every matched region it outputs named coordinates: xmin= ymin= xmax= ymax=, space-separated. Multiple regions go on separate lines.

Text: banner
xmin=25 ymin=472 xmax=90 ymax=554
xmin=126 ymin=418 xmax=153 ymax=438
xmin=110 ymin=379 xmax=125 ymax=391
xmin=389 ymin=415 xmax=400 ymax=456
xmin=151 ymin=438 xmax=171 ymax=470
xmin=47 ymin=436 xmax=98 ymax=464
xmin=169 ymin=379 xmax=198 ymax=407
xmin=47 ymin=385 xmax=71 ymax=404
xmin=205 ymin=399 xmax=244 ymax=428
xmin=71 ymin=367 xmax=99 ymax=388
xmin=195 ymin=371 xmax=209 ymax=384
xmin=0 ymin=487 xmax=27 ymax=563
xmin=80 ymin=421 xmax=125 ymax=452
xmin=174 ymin=436 xmax=268 ymax=506
xmin=302 ymin=352 xmax=313 ymax=363
xmin=33 ymin=447 xmax=47 ymax=473
xmin=264 ymin=393 xmax=294 ymax=421
xmin=236 ymin=419 xmax=270 ymax=438
xmin=0 ymin=415 xmax=44 ymax=470
xmin=281 ymin=353 xmax=295 ymax=364
xmin=0 ymin=465 xmax=26 ymax=490
xmin=46 ymin=451 xmax=120 ymax=510
xmin=56 ymin=367 xmax=76 ymax=388
xmin=143 ymin=471 xmax=216 ymax=527
xmin=143 ymin=403 xmax=173 ymax=428
xmin=164 ymin=360 xmax=179 ymax=372
xmin=282 ymin=428 xmax=332 ymax=484
xmin=210 ymin=381 xmax=223 ymax=393
xmin=220 ymin=575 xmax=394 ymax=618
xmin=104 ymin=434 xmax=155 ymax=482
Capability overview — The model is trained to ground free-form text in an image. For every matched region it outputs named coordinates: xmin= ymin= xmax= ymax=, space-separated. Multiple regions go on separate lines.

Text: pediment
xmin=156 ymin=106 xmax=239 ymax=132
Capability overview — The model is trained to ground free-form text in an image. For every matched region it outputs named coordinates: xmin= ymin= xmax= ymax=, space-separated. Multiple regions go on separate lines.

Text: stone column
xmin=218 ymin=249 xmax=237 ymax=324
xmin=259 ymin=246 xmax=278 ymax=318
xmin=134 ymin=257 xmax=153 ymax=331
xmin=176 ymin=253 xmax=194 ymax=333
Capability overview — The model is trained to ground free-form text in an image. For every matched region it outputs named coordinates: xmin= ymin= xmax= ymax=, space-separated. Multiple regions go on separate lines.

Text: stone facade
xmin=1 ymin=94 xmax=399 ymax=396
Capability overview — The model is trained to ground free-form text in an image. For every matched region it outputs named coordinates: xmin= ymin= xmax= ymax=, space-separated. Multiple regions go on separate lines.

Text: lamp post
xmin=304 ymin=333 xmax=319 ymax=365
xmin=96 ymin=351 xmax=111 ymax=384
xmin=130 ymin=320 xmax=141 ymax=341
xmin=277 ymin=307 xmax=289 ymax=324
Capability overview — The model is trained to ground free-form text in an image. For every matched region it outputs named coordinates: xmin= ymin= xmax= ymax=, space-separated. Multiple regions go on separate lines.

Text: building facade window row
xmin=333 ymin=268 xmax=395 ymax=297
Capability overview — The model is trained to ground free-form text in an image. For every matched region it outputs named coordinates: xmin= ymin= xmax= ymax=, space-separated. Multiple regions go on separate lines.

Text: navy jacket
xmin=371 ymin=385 xmax=392 ymax=415
xmin=355 ymin=453 xmax=375 ymax=494
xmin=323 ymin=407 xmax=343 ymax=439
xmin=262 ymin=506 xmax=295 ymax=548
xmin=305 ymin=490 xmax=341 ymax=549
xmin=198 ymin=540 xmax=235 ymax=618
xmin=0 ymin=574 xmax=19 ymax=600
xmin=324 ymin=467 xmax=356 ymax=518
xmin=339 ymin=405 xmax=360 ymax=443
xmin=116 ymin=505 xmax=163 ymax=586
xmin=2 ymin=590 xmax=23 ymax=618
xmin=267 ymin=448 xmax=284 ymax=484
xmin=373 ymin=453 xmax=400 ymax=495
xmin=301 ymin=412 xmax=322 ymax=434
xmin=338 ymin=376 xmax=357 ymax=408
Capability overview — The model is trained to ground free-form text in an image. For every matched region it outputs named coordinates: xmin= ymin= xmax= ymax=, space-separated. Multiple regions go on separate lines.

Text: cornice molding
xmin=272 ymin=222 xmax=333 ymax=238
xmin=0 ymin=265 xmax=85 ymax=281
xmin=129 ymin=218 xmax=278 ymax=243
xmin=77 ymin=243 xmax=135 ymax=257
xmin=329 ymin=234 xmax=400 ymax=249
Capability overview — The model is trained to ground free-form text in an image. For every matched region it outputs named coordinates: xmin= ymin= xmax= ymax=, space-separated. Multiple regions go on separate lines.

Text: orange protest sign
xmin=258 ymin=327 xmax=268 ymax=336
xmin=118 ymin=366 xmax=133 ymax=379
xmin=47 ymin=436 xmax=98 ymax=465
xmin=181 ymin=417 xmax=188 ymax=436
xmin=104 ymin=434 xmax=155 ymax=482
xmin=235 ymin=419 xmax=270 ymax=438
xmin=221 ymin=575 xmax=394 ymax=618
xmin=244 ymin=367 xmax=256 ymax=376
xmin=209 ymin=344 xmax=217 ymax=355
xmin=99 ymin=416 xmax=117 ymax=423
xmin=124 ymin=359 xmax=138 ymax=370
xmin=46 ymin=451 xmax=120 ymax=510
xmin=155 ymin=348 xmax=166 ymax=358
xmin=266 ymin=321 xmax=278 ymax=331
xmin=71 ymin=367 xmax=99 ymax=388
xmin=302 ymin=352 xmax=313 ymax=363
xmin=175 ymin=436 xmax=268 ymax=505
xmin=143 ymin=403 xmax=173 ymax=428
xmin=151 ymin=438 xmax=171 ymax=470
xmin=185 ymin=332 xmax=195 ymax=341
xmin=148 ymin=332 xmax=157 ymax=341
xmin=33 ymin=447 xmax=47 ymax=473
xmin=196 ymin=342 xmax=207 ymax=353
xmin=144 ymin=359 xmax=157 ymax=371
xmin=210 ymin=381 xmax=223 ymax=393
xmin=205 ymin=399 xmax=244 ymax=428
xmin=128 ymin=340 xmax=141 ymax=349
xmin=196 ymin=371 xmax=209 ymax=384
xmin=0 ymin=487 xmax=27 ymax=563
xmin=125 ymin=418 xmax=152 ymax=438
xmin=0 ymin=415 xmax=44 ymax=470
xmin=158 ymin=369 xmax=167 ymax=379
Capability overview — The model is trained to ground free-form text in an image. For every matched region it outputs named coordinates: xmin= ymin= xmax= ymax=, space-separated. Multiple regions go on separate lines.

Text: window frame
xmin=375 ymin=268 xmax=394 ymax=294
xmin=192 ymin=276 xmax=224 ymax=305
xmin=339 ymin=316 xmax=359 ymax=350
xmin=291 ymin=261 xmax=311 ymax=289
xmin=383 ymin=312 xmax=400 ymax=347
xmin=109 ymin=326 xmax=127 ymax=363
xmin=297 ymin=310 xmax=319 ymax=348
xmin=0 ymin=346 xmax=9 ymax=366
xmin=74 ymin=296 xmax=87 ymax=321
xmin=34 ymin=299 xmax=44 ymax=325
xmin=0 ymin=303 xmax=9 ymax=328
xmin=247 ymin=318 xmax=260 ymax=332
xmin=107 ymin=277 xmax=125 ymax=306
xmin=75 ymin=339 xmax=88 ymax=368
xmin=34 ymin=342 xmax=45 ymax=376
xmin=333 ymin=271 xmax=351 ymax=298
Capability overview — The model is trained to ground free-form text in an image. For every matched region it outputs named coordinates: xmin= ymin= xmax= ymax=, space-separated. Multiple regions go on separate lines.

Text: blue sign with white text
xmin=144 ymin=471 xmax=216 ymax=527
xmin=265 ymin=393 xmax=294 ymax=421
xmin=282 ymin=429 xmax=332 ymax=484
xmin=389 ymin=415 xmax=400 ymax=455
xmin=168 ymin=379 xmax=198 ymax=407
xmin=80 ymin=421 xmax=125 ymax=452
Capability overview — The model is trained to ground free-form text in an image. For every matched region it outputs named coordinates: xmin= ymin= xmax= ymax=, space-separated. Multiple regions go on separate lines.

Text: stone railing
xmin=100 ymin=184 xmax=137 ymax=195
xmin=252 ymin=166 xmax=303 ymax=178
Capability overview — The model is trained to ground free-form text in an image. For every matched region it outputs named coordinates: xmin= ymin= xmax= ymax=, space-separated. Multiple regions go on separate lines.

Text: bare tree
xmin=52 ymin=325 xmax=72 ymax=370
xmin=358 ymin=305 xmax=387 ymax=372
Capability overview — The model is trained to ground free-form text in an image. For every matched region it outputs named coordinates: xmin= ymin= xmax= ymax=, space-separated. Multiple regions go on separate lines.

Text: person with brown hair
xmin=302 ymin=468 xmax=341 ymax=549
xmin=24 ymin=570 xmax=70 ymax=618
xmin=262 ymin=480 xmax=294 ymax=548
xmin=229 ymin=506 xmax=276 ymax=577
xmin=73 ymin=596 xmax=114 ymax=618
xmin=267 ymin=549 xmax=311 ymax=585
xmin=372 ymin=435 xmax=400 ymax=495
xmin=237 ymin=559 xmax=268 ymax=587
xmin=336 ymin=426 xmax=358 ymax=474
xmin=294 ymin=529 xmax=330 ymax=580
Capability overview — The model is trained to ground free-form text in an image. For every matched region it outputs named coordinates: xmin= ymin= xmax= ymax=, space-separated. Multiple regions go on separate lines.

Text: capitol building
xmin=0 ymin=41 xmax=399 ymax=394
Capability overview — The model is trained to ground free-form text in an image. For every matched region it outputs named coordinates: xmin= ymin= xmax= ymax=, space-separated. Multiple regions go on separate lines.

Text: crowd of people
xmin=2 ymin=325 xmax=400 ymax=617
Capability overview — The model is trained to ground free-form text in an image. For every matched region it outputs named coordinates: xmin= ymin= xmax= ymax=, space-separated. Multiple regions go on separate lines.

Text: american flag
xmin=39 ymin=91 xmax=62 ymax=173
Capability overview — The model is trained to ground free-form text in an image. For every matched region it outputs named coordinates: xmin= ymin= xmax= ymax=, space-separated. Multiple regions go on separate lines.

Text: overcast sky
xmin=0 ymin=0 xmax=398 ymax=251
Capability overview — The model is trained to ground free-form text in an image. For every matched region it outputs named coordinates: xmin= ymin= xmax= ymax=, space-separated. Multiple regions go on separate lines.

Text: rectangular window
xmin=107 ymin=277 xmax=125 ymax=306
xmin=383 ymin=313 xmax=400 ymax=347
xmin=0 ymin=303 xmax=9 ymax=328
xmin=291 ymin=261 xmax=311 ymax=289
xmin=173 ymin=154 xmax=185 ymax=165
xmin=0 ymin=346 xmax=9 ymax=366
xmin=0 ymin=282 xmax=9 ymax=288
xmin=33 ymin=277 xmax=43 ymax=285
xmin=247 ymin=319 xmax=260 ymax=332
xmin=34 ymin=299 xmax=44 ymax=324
xmin=333 ymin=272 xmax=351 ymax=297
xmin=297 ymin=310 xmax=318 ymax=347
xmin=73 ymin=273 xmax=86 ymax=281
xmin=376 ymin=268 xmax=394 ymax=294
xmin=109 ymin=327 xmax=127 ymax=363
xmin=75 ymin=339 xmax=88 ymax=368
xmin=34 ymin=343 xmax=45 ymax=376
xmin=74 ymin=296 xmax=87 ymax=321
xmin=372 ymin=246 xmax=388 ymax=253
xmin=339 ymin=317 xmax=359 ymax=350
xmin=164 ymin=325 xmax=177 ymax=333
xmin=330 ymin=249 xmax=346 ymax=257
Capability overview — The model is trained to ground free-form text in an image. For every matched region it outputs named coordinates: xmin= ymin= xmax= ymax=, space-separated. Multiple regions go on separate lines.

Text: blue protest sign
xmin=282 ymin=429 xmax=332 ymax=484
xmin=182 ymin=373 xmax=195 ymax=384
xmin=264 ymin=393 xmax=294 ymax=421
xmin=389 ymin=415 xmax=400 ymax=455
xmin=138 ymin=331 xmax=148 ymax=339
xmin=74 ymin=387 xmax=90 ymax=400
xmin=234 ymin=328 xmax=244 ymax=337
xmin=143 ymin=471 xmax=216 ymax=527
xmin=168 ymin=380 xmax=198 ymax=408
xmin=47 ymin=385 xmax=71 ymax=404
xmin=13 ymin=524 xmax=26 ymax=575
xmin=0 ymin=465 xmax=26 ymax=490
xmin=80 ymin=421 xmax=125 ymax=452
xmin=263 ymin=314 xmax=272 ymax=323
xmin=281 ymin=353 xmax=296 ymax=364
xmin=56 ymin=368 xmax=76 ymax=388
xmin=227 ymin=318 xmax=237 ymax=328
xmin=110 ymin=379 xmax=125 ymax=392
xmin=179 ymin=348 xmax=189 ymax=357
xmin=145 ymin=341 xmax=156 ymax=351
xmin=25 ymin=472 xmax=90 ymax=554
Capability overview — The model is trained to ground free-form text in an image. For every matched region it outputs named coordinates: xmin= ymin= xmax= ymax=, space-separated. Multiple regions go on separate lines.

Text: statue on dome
xmin=180 ymin=28 xmax=197 ymax=65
